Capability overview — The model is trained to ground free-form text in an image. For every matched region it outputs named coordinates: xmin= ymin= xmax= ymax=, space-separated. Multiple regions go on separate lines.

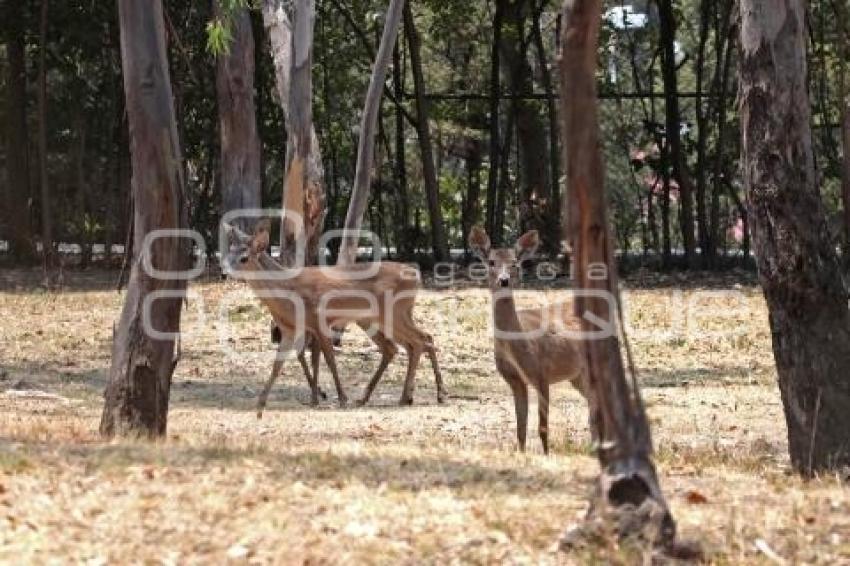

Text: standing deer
xmin=469 ymin=226 xmax=587 ymax=454
xmin=223 ymin=220 xmax=445 ymax=414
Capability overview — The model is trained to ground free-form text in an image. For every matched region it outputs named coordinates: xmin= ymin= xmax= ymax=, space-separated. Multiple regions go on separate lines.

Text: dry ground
xmin=0 ymin=268 xmax=848 ymax=564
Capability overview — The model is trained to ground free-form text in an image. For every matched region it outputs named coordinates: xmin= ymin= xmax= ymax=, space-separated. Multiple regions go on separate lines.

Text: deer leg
xmin=297 ymin=349 xmax=321 ymax=407
xmin=317 ymin=335 xmax=348 ymax=408
xmin=356 ymin=331 xmax=398 ymax=407
xmin=537 ymin=381 xmax=550 ymax=455
xmin=425 ymin=343 xmax=446 ymax=404
xmin=257 ymin=340 xmax=289 ymax=419
xmin=310 ymin=341 xmax=327 ymax=400
xmin=507 ymin=377 xmax=529 ymax=451
xmin=399 ymin=344 xmax=422 ymax=405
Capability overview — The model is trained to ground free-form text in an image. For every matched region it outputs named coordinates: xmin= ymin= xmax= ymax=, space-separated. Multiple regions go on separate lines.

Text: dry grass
xmin=1 ymin=268 xmax=849 ymax=564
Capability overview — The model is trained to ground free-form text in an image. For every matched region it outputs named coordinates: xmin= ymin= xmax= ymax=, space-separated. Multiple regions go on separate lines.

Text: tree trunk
xmin=658 ymin=0 xmax=695 ymax=267
xmin=3 ymin=2 xmax=34 ymax=262
xmin=836 ymin=7 xmax=850 ymax=256
xmin=531 ymin=2 xmax=561 ymax=254
xmin=100 ymin=0 xmax=188 ymax=438
xmin=500 ymin=0 xmax=553 ymax=253
xmin=739 ymin=0 xmax=850 ymax=473
xmin=402 ymin=3 xmax=449 ymax=262
xmin=263 ymin=0 xmax=326 ymax=267
xmin=338 ymin=0 xmax=408 ymax=265
xmin=485 ymin=1 xmax=504 ymax=239
xmin=558 ymin=0 xmax=676 ymax=549
xmin=38 ymin=0 xmax=53 ymax=267
xmin=392 ymin=41 xmax=411 ymax=257
xmin=215 ymin=3 xmax=262 ymax=232
xmin=693 ymin=0 xmax=711 ymax=265
xmin=709 ymin=2 xmax=735 ymax=262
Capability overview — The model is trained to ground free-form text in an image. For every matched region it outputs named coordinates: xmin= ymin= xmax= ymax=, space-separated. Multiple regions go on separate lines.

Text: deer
xmin=223 ymin=220 xmax=446 ymax=416
xmin=468 ymin=226 xmax=587 ymax=454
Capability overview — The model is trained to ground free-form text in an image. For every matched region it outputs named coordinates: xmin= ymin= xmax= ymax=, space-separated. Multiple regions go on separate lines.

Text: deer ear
xmin=223 ymin=222 xmax=250 ymax=244
xmin=515 ymin=230 xmax=539 ymax=261
xmin=251 ymin=219 xmax=272 ymax=254
xmin=468 ymin=225 xmax=491 ymax=261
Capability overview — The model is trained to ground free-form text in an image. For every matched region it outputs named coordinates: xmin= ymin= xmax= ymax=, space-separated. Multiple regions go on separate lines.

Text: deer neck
xmin=243 ymin=253 xmax=298 ymax=291
xmin=491 ymin=288 xmax=523 ymax=339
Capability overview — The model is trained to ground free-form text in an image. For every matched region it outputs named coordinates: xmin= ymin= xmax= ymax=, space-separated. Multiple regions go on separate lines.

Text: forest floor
xmin=1 ymin=267 xmax=848 ymax=564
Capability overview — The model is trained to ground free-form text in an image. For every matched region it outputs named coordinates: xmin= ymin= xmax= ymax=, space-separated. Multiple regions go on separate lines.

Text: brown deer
xmin=223 ymin=220 xmax=445 ymax=415
xmin=469 ymin=226 xmax=587 ymax=454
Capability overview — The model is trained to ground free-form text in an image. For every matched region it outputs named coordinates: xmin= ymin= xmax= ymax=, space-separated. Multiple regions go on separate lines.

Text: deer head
xmin=469 ymin=226 xmax=539 ymax=290
xmin=222 ymin=219 xmax=271 ymax=275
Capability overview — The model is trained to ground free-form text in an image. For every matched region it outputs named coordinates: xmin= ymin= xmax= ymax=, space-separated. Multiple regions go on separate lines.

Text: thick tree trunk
xmin=338 ymin=0 xmax=407 ymax=265
xmin=263 ymin=0 xmax=326 ymax=266
xmin=558 ymin=0 xmax=676 ymax=549
xmin=215 ymin=4 xmax=261 ymax=231
xmin=37 ymin=0 xmax=53 ymax=267
xmin=739 ymin=0 xmax=850 ymax=473
xmin=100 ymin=0 xmax=188 ymax=438
xmin=3 ymin=3 xmax=34 ymax=262
xmin=658 ymin=0 xmax=695 ymax=266
xmin=403 ymin=3 xmax=449 ymax=262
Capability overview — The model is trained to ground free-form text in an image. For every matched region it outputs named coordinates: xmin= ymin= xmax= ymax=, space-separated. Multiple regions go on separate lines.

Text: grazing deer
xmin=469 ymin=226 xmax=587 ymax=454
xmin=223 ymin=220 xmax=445 ymax=414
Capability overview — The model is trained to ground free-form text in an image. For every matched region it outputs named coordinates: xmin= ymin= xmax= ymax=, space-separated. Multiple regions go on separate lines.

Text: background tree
xmin=3 ymin=0 xmax=35 ymax=262
xmin=100 ymin=0 xmax=189 ymax=437
xmin=215 ymin=1 xmax=262 ymax=231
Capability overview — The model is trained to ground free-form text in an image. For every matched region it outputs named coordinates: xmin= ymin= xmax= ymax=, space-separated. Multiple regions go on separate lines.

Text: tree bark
xmin=100 ymin=0 xmax=189 ymax=438
xmin=402 ymin=3 xmax=449 ymax=262
xmin=263 ymin=0 xmax=326 ymax=267
xmin=38 ymin=0 xmax=54 ymax=267
xmin=3 ymin=2 xmax=34 ymax=262
xmin=693 ymin=0 xmax=711 ymax=265
xmin=338 ymin=0 xmax=408 ymax=265
xmin=657 ymin=0 xmax=695 ymax=266
xmin=215 ymin=3 xmax=262 ymax=232
xmin=558 ymin=0 xmax=676 ymax=548
xmin=739 ymin=0 xmax=850 ymax=473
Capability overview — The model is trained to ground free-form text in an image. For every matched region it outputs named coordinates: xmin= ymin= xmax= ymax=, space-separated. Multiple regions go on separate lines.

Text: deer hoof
xmin=256 ymin=410 xmax=264 ymax=420
xmin=319 ymin=389 xmax=328 ymax=400
xmin=398 ymin=396 xmax=413 ymax=406
xmin=354 ymin=398 xmax=368 ymax=408
xmin=338 ymin=397 xmax=348 ymax=408
xmin=437 ymin=392 xmax=447 ymax=404
xmin=309 ymin=396 xmax=320 ymax=407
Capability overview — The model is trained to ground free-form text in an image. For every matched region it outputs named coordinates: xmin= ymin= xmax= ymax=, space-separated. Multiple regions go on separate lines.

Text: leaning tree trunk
xmin=100 ymin=0 xmax=189 ymax=438
xmin=338 ymin=0 xmax=407 ymax=265
xmin=37 ymin=0 xmax=53 ymax=268
xmin=263 ymin=0 xmax=326 ymax=267
xmin=403 ymin=3 xmax=449 ymax=262
xmin=558 ymin=0 xmax=676 ymax=549
xmin=739 ymin=0 xmax=850 ymax=473
xmin=215 ymin=3 xmax=261 ymax=232
xmin=4 ymin=2 xmax=34 ymax=262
